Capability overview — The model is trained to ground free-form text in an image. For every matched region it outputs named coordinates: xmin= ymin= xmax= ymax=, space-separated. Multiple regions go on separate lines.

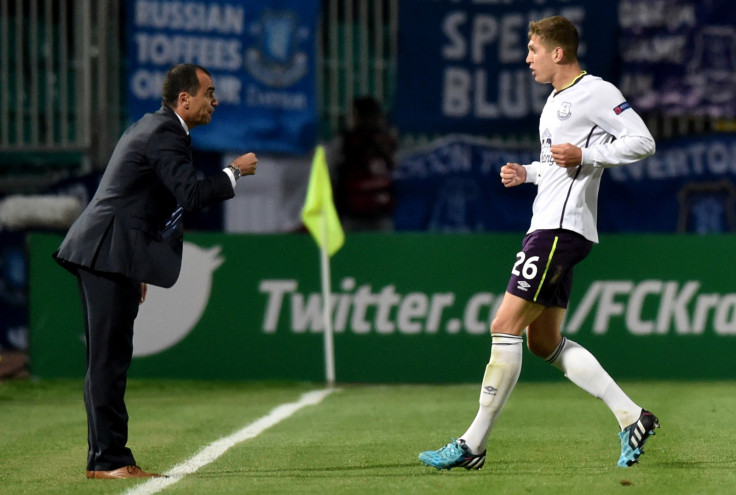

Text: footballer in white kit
xmin=524 ymin=71 xmax=655 ymax=244
xmin=419 ymin=15 xmax=660 ymax=472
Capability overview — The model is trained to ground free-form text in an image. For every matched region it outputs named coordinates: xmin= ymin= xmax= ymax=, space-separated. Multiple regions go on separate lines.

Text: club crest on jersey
xmin=614 ymin=101 xmax=631 ymax=115
xmin=557 ymin=102 xmax=572 ymax=120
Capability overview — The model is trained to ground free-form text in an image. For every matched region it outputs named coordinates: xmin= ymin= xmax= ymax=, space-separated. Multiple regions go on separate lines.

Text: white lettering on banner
xmin=464 ymin=293 xmax=502 ymax=335
xmin=135 ymin=0 xmax=245 ymax=35
xmin=443 ymin=68 xmax=533 ymax=118
xmin=627 ymin=280 xmax=662 ymax=334
xmin=608 ymin=141 xmax=736 ymax=182
xmin=439 ymin=6 xmax=585 ymax=121
xmin=260 ymin=278 xmax=736 ymax=337
xmin=617 ymin=0 xmax=696 ymax=102
xmin=130 ymin=69 xmax=166 ymax=100
xmin=441 ymin=10 xmax=577 ymax=65
xmin=259 ymin=278 xmax=466 ymax=335
xmin=133 ymin=33 xmax=243 ymax=70
xmin=567 ymin=280 xmax=736 ymax=336
xmin=291 ymin=292 xmax=322 ymax=333
xmin=442 ymin=12 xmax=467 ymax=60
xmin=394 ymin=142 xmax=475 ymax=180
xmin=715 ymin=295 xmax=736 ymax=334
xmin=246 ymin=85 xmax=307 ymax=110
xmin=619 ymin=0 xmax=696 ymax=35
xmin=396 ymin=143 xmax=537 ymax=180
xmin=260 ymin=279 xmax=298 ymax=332
xmin=658 ymin=281 xmax=700 ymax=333
xmin=130 ymin=1 xmax=250 ymax=105
xmin=621 ymin=35 xmax=688 ymax=64
xmin=130 ymin=69 xmax=242 ymax=104
xmin=405 ymin=140 xmax=530 ymax=181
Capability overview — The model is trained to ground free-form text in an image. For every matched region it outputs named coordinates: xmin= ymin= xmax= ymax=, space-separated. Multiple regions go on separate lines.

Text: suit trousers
xmin=75 ymin=266 xmax=141 ymax=471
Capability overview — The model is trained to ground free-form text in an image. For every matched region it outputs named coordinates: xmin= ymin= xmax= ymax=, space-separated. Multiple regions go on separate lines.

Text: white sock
xmin=460 ymin=333 xmax=522 ymax=454
xmin=546 ymin=337 xmax=642 ymax=429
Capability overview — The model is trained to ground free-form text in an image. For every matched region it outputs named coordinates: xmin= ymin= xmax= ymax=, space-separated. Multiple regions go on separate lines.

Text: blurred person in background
xmin=333 ymin=96 xmax=398 ymax=232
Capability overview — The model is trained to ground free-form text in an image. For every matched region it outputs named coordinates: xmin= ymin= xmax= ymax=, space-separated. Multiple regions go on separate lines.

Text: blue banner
xmin=393 ymin=0 xmax=618 ymax=135
xmin=602 ymin=134 xmax=736 ymax=234
xmin=126 ymin=0 xmax=319 ymax=154
xmin=394 ymin=134 xmax=736 ymax=235
xmin=393 ymin=135 xmax=537 ymax=232
xmin=618 ymin=0 xmax=736 ymax=118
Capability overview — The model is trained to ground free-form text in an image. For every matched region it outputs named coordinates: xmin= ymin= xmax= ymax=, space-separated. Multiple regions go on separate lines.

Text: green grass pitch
xmin=1 ymin=379 xmax=735 ymax=494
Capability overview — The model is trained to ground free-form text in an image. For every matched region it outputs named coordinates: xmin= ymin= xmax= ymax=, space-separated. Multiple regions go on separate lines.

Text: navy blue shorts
xmin=506 ymin=229 xmax=593 ymax=308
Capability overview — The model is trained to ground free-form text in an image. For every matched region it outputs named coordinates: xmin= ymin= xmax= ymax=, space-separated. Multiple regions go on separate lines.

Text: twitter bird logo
xmin=133 ymin=242 xmax=224 ymax=357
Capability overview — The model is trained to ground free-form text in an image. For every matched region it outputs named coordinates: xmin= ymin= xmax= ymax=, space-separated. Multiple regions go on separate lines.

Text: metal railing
xmin=0 ymin=0 xmax=120 ymax=189
xmin=319 ymin=0 xmax=398 ymax=138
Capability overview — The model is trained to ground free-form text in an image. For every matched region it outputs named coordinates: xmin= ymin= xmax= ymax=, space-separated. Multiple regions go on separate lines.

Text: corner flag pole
xmin=301 ymin=144 xmax=344 ymax=386
xmin=320 ymin=217 xmax=336 ymax=387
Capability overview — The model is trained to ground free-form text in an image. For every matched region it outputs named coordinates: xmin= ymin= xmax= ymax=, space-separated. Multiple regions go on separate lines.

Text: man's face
xmin=526 ymin=35 xmax=557 ymax=85
xmin=182 ymin=70 xmax=218 ymax=128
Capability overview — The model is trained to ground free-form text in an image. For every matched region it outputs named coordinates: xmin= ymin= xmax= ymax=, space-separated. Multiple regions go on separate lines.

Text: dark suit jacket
xmin=55 ymin=106 xmax=234 ymax=288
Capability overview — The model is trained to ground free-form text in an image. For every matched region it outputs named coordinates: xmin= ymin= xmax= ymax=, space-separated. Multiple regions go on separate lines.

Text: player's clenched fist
xmin=500 ymin=162 xmax=526 ymax=188
xmin=550 ymin=143 xmax=582 ymax=167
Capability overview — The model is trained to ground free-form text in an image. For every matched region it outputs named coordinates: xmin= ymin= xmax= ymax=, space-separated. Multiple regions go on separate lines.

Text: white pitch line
xmin=123 ymin=388 xmax=338 ymax=495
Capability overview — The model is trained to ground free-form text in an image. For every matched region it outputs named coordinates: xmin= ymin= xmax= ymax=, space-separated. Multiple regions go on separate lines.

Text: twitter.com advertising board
xmin=29 ymin=232 xmax=736 ymax=383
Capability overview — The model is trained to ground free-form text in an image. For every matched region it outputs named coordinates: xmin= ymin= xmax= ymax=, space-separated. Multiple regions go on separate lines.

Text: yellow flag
xmin=301 ymin=145 xmax=345 ymax=256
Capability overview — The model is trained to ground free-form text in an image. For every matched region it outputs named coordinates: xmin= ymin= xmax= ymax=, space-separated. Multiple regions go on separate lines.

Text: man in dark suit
xmin=54 ymin=64 xmax=257 ymax=479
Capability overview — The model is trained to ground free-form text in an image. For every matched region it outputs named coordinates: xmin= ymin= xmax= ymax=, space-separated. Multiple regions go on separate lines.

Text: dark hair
xmin=528 ymin=16 xmax=579 ymax=63
xmin=352 ymin=96 xmax=384 ymax=129
xmin=161 ymin=63 xmax=211 ymax=107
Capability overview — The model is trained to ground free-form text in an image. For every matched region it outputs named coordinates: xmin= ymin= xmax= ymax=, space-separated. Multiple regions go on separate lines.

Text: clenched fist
xmin=232 ymin=152 xmax=258 ymax=176
xmin=500 ymin=163 xmax=526 ymax=188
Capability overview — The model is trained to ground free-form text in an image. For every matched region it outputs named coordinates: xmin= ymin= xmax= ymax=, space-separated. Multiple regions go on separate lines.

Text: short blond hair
xmin=528 ymin=16 xmax=579 ymax=63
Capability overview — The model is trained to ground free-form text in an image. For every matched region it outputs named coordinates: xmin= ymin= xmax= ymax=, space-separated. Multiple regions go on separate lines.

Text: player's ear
xmin=554 ymin=46 xmax=564 ymax=62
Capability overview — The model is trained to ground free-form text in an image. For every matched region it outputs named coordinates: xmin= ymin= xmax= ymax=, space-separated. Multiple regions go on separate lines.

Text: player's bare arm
xmin=550 ymin=143 xmax=582 ymax=167
xmin=500 ymin=162 xmax=527 ymax=188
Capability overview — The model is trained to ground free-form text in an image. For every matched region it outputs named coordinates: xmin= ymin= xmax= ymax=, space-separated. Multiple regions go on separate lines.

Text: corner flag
xmin=302 ymin=145 xmax=344 ymax=385
xmin=301 ymin=145 xmax=345 ymax=256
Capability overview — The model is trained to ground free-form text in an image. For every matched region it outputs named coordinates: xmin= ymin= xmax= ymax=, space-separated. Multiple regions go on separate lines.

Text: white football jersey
xmin=523 ymin=73 xmax=655 ymax=243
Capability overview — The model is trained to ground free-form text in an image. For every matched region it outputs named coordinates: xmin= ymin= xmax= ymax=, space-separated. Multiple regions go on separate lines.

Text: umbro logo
xmin=517 ymin=281 xmax=531 ymax=291
xmin=482 ymin=386 xmax=497 ymax=396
